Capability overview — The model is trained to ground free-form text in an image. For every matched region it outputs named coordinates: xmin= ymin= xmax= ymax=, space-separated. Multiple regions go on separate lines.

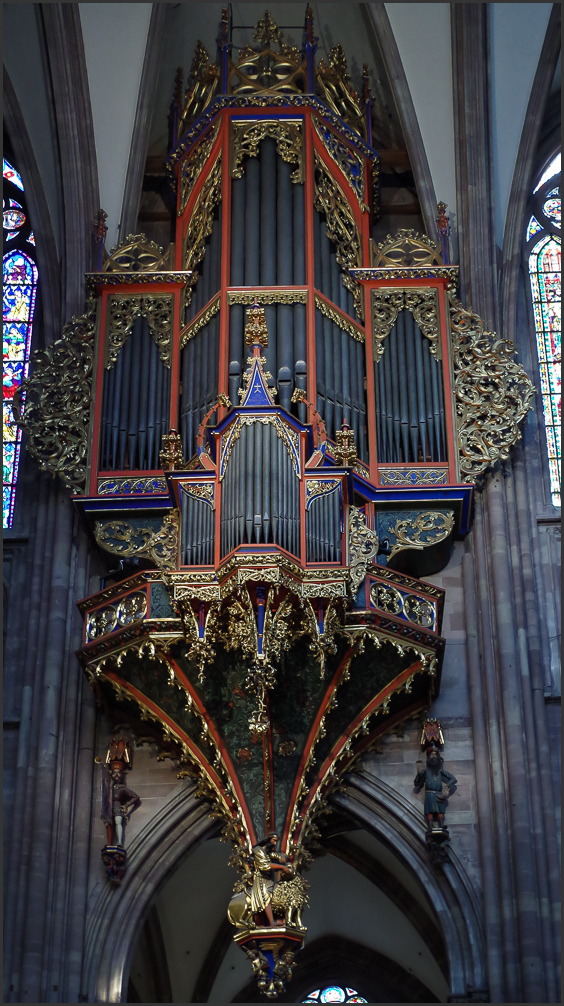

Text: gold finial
xmin=334 ymin=418 xmax=357 ymax=467
xmin=252 ymin=11 xmax=282 ymax=46
xmin=244 ymin=302 xmax=269 ymax=347
xmin=160 ymin=429 xmax=184 ymax=470
xmin=420 ymin=716 xmax=444 ymax=750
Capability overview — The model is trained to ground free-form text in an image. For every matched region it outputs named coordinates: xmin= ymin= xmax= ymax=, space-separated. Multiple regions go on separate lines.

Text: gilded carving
xmin=180 ymin=294 xmax=221 ymax=348
xmin=314 ymin=295 xmax=365 ymax=342
xmin=181 ymin=482 xmax=215 ymax=509
xmin=312 ymin=116 xmax=366 ymax=208
xmin=313 ymin=151 xmax=363 ymax=319
xmin=231 ymin=119 xmax=304 ymax=183
xmin=334 ymin=420 xmax=358 ymax=467
xmin=378 ymin=469 xmax=448 ymax=488
xmin=178 ymin=120 xmax=221 ymax=216
xmin=449 ymin=288 xmax=536 ymax=483
xmin=183 ymin=154 xmax=223 ymax=304
xmin=178 ymin=43 xmax=220 ymax=136
xmin=98 ymin=477 xmax=168 ymax=496
xmin=305 ymin=479 xmax=341 ymax=509
xmin=12 ymin=299 xmax=96 ymax=492
xmin=370 ymin=584 xmax=436 ymax=629
xmin=105 ymin=295 xmax=173 ymax=369
xmin=388 ymin=511 xmax=454 ymax=559
xmin=101 ymin=233 xmax=174 ymax=272
xmin=371 ymin=289 xmax=441 ymax=363
xmin=372 ymin=229 xmax=443 ymax=268
xmin=228 ymin=289 xmax=307 ymax=305
xmin=316 ymin=44 xmax=365 ymax=139
xmin=220 ymin=415 xmax=300 ymax=480
xmin=94 ymin=511 xmax=180 ymax=571
xmin=347 ymin=507 xmax=379 ymax=597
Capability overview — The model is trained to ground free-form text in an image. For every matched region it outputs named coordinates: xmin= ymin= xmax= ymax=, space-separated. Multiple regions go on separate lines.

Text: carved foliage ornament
xmin=348 ymin=507 xmax=379 ymax=598
xmin=13 ymin=300 xmax=96 ymax=492
xmin=231 ymin=119 xmax=304 ymax=184
xmin=313 ymin=151 xmax=363 ymax=320
xmin=388 ymin=511 xmax=454 ymax=559
xmin=106 ymin=295 xmax=173 ymax=369
xmin=314 ymin=294 xmax=365 ymax=342
xmin=183 ymin=154 xmax=223 ymax=304
xmin=371 ymin=289 xmax=441 ymax=362
xmin=94 ymin=511 xmax=180 ymax=571
xmin=449 ymin=288 xmax=536 ymax=482
xmin=178 ymin=119 xmax=221 ymax=216
xmin=180 ymin=294 xmax=221 ymax=348
xmin=312 ymin=116 xmax=366 ymax=208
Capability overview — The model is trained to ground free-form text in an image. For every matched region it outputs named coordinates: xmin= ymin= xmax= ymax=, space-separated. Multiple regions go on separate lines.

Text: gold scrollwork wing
xmin=313 ymin=151 xmax=363 ymax=319
xmin=312 ymin=116 xmax=366 ymax=208
xmin=231 ymin=119 xmax=304 ymax=183
xmin=183 ymin=155 xmax=223 ymax=305
xmin=371 ymin=289 xmax=440 ymax=363
xmin=388 ymin=511 xmax=454 ymax=560
xmin=348 ymin=507 xmax=379 ymax=598
xmin=94 ymin=511 xmax=180 ymax=571
xmin=178 ymin=120 xmax=221 ymax=216
xmin=449 ymin=289 xmax=536 ymax=483
xmin=105 ymin=295 xmax=173 ymax=369
xmin=12 ymin=300 xmax=96 ymax=492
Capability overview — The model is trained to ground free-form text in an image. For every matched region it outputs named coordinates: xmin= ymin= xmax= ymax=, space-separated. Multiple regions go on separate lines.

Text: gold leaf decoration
xmin=449 ymin=289 xmax=536 ymax=482
xmin=183 ymin=154 xmax=223 ymax=305
xmin=313 ymin=152 xmax=363 ymax=320
xmin=231 ymin=119 xmax=304 ymax=183
xmin=94 ymin=511 xmax=180 ymax=571
xmin=105 ymin=295 xmax=173 ymax=368
xmin=12 ymin=300 xmax=96 ymax=492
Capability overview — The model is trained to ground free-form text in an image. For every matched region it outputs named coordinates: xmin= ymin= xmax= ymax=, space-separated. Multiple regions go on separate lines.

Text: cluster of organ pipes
xmin=375 ymin=310 xmax=447 ymax=463
xmin=305 ymin=487 xmax=342 ymax=563
xmin=100 ymin=318 xmax=171 ymax=472
xmin=220 ymin=423 xmax=300 ymax=555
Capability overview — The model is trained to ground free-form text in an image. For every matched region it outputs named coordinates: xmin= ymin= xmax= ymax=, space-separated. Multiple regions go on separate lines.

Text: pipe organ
xmin=16 ymin=8 xmax=534 ymax=998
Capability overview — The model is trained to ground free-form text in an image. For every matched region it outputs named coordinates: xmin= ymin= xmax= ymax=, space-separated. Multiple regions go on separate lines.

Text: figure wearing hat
xmin=100 ymin=738 xmax=141 ymax=848
xmin=414 ymin=718 xmax=457 ymax=834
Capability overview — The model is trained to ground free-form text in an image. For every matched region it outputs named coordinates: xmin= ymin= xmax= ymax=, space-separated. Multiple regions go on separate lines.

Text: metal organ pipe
xmin=100 ymin=319 xmax=171 ymax=471
xmin=375 ymin=310 xmax=447 ymax=463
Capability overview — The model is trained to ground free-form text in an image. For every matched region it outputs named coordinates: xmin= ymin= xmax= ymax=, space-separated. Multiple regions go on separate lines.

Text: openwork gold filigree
xmin=228 ymin=289 xmax=307 ymax=305
xmin=105 ymin=295 xmax=173 ymax=368
xmin=372 ymin=229 xmax=443 ymax=268
xmin=181 ymin=482 xmax=215 ymax=509
xmin=97 ymin=477 xmax=168 ymax=495
xmin=180 ymin=295 xmax=221 ymax=348
xmin=313 ymin=151 xmax=363 ymax=319
xmin=312 ymin=116 xmax=366 ymax=208
xmin=183 ymin=154 xmax=223 ymax=304
xmin=388 ymin=511 xmax=454 ymax=560
xmin=178 ymin=120 xmax=221 ymax=216
xmin=316 ymin=44 xmax=365 ymax=139
xmin=231 ymin=119 xmax=304 ymax=183
xmin=378 ymin=469 xmax=448 ymax=488
xmin=244 ymin=302 xmax=269 ymax=346
xmin=102 ymin=233 xmax=174 ymax=272
xmin=334 ymin=420 xmax=357 ymax=467
xmin=314 ymin=295 xmax=364 ymax=342
xmin=305 ymin=479 xmax=341 ymax=509
xmin=370 ymin=584 xmax=436 ymax=629
xmin=220 ymin=415 xmax=300 ymax=479
xmin=227 ymin=13 xmax=306 ymax=98
xmin=348 ymin=507 xmax=379 ymax=597
xmin=94 ymin=511 xmax=180 ymax=571
xmin=449 ymin=288 xmax=536 ymax=482
xmin=178 ymin=43 xmax=220 ymax=136
xmin=371 ymin=289 xmax=441 ymax=362
xmin=13 ymin=300 xmax=96 ymax=492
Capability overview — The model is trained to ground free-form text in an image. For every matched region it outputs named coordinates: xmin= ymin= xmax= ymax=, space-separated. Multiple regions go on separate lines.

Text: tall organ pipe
xmin=180 ymin=315 xmax=220 ymax=461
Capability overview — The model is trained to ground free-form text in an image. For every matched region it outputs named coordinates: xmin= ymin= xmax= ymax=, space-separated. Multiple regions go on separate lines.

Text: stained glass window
xmin=526 ymin=157 xmax=561 ymax=507
xmin=303 ymin=987 xmax=367 ymax=1003
xmin=3 ymin=156 xmax=38 ymax=528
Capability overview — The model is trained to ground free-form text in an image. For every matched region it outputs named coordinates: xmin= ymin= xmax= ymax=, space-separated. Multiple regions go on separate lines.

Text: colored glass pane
xmin=321 ymin=988 xmax=346 ymax=1003
xmin=527 ymin=215 xmax=543 ymax=241
xmin=529 ymin=234 xmax=561 ymax=506
xmin=543 ymin=195 xmax=561 ymax=228
xmin=534 ymin=153 xmax=561 ymax=193
xmin=3 ymin=158 xmax=24 ymax=190
xmin=303 ymin=989 xmax=366 ymax=1004
xmin=3 ymin=248 xmax=38 ymax=527
xmin=3 ymin=208 xmax=26 ymax=231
